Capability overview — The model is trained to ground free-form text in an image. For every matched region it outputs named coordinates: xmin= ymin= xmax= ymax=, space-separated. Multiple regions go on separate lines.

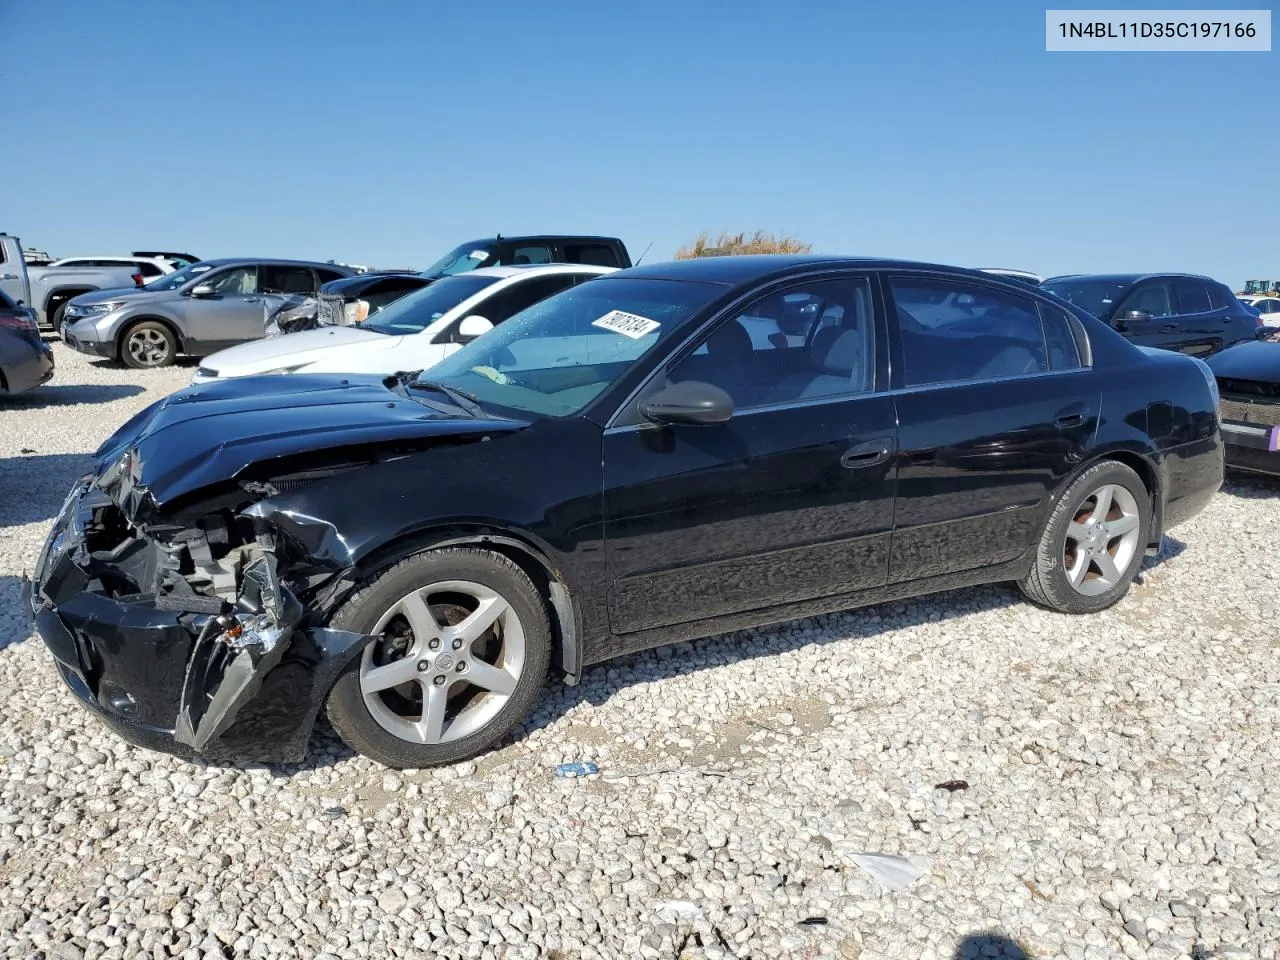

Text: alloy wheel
xmin=1062 ymin=483 xmax=1142 ymax=596
xmin=127 ymin=328 xmax=170 ymax=366
xmin=359 ymin=580 xmax=526 ymax=744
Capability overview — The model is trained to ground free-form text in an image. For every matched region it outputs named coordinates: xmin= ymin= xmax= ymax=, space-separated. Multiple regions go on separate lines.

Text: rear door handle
xmin=1162 ymin=322 xmax=1179 ymax=331
xmin=242 ymin=296 xmax=261 ymax=303
xmin=840 ymin=437 xmax=892 ymax=470
xmin=1054 ymin=413 xmax=1084 ymax=426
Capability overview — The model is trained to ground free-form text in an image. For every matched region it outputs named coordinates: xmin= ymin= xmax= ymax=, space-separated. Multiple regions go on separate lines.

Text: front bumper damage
xmin=26 ymin=476 xmax=374 ymax=764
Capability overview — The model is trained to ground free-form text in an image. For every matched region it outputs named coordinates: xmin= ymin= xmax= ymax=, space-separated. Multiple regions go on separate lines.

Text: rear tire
xmin=119 ymin=320 xmax=177 ymax=368
xmin=325 ymin=547 xmax=551 ymax=768
xmin=50 ymin=302 xmax=68 ymax=335
xmin=1019 ymin=460 xmax=1150 ymax=614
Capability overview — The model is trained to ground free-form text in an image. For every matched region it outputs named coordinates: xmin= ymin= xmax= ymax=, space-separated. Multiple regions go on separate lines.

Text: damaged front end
xmin=26 ymin=459 xmax=372 ymax=763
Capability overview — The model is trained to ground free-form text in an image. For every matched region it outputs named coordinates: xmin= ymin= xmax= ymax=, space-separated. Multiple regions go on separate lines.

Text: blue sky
xmin=2 ymin=1 xmax=1275 ymax=283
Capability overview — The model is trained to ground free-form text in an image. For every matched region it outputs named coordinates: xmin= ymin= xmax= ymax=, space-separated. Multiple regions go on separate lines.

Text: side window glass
xmin=1118 ymin=281 xmax=1174 ymax=319
xmin=485 ymin=276 xmax=576 ymax=324
xmin=1207 ymin=283 xmax=1232 ymax=310
xmin=261 ymin=266 xmax=316 ymax=295
xmin=666 ymin=277 xmax=874 ymax=409
xmin=1172 ymin=279 xmax=1211 ymax=314
xmin=206 ymin=267 xmax=259 ymax=295
xmin=891 ymin=277 xmax=1047 ymax=386
xmin=1038 ymin=303 xmax=1083 ymax=370
xmin=315 ymin=269 xmax=347 ymax=284
xmin=137 ymin=262 xmax=164 ymax=277
xmin=563 ymin=243 xmax=620 ymax=266
xmin=500 ymin=245 xmax=553 ymax=266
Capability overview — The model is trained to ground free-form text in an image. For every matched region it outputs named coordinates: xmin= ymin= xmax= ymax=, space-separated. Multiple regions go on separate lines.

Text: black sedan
xmin=26 ymin=257 xmax=1224 ymax=767
xmin=1040 ymin=273 xmax=1260 ymax=357
xmin=0 ymin=291 xmax=53 ymax=395
xmin=1205 ymin=336 xmax=1280 ymax=477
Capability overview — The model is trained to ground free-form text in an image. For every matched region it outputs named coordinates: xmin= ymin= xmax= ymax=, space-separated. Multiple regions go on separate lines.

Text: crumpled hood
xmin=1205 ymin=338 xmax=1280 ymax=382
xmin=95 ymin=373 xmax=525 ymax=518
xmin=201 ymin=325 xmax=400 ymax=377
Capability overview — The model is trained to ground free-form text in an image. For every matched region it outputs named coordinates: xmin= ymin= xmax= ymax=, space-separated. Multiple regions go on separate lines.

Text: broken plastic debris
xmin=934 ymin=779 xmax=970 ymax=792
xmin=554 ymin=761 xmax=599 ymax=778
xmin=797 ymin=917 xmax=829 ymax=926
xmin=653 ymin=900 xmax=703 ymax=923
xmin=848 ymin=853 xmax=928 ymax=891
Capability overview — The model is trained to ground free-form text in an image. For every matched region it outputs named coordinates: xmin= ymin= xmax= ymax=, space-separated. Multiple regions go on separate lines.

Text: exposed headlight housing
xmin=258 ymin=364 xmax=311 ymax=376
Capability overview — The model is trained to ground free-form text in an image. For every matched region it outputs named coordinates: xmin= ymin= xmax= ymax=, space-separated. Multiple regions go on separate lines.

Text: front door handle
xmin=1054 ymin=413 xmax=1084 ymax=427
xmin=242 ymin=296 xmax=261 ymax=303
xmin=840 ymin=437 xmax=892 ymax=470
xmin=1162 ymin=322 xmax=1179 ymax=331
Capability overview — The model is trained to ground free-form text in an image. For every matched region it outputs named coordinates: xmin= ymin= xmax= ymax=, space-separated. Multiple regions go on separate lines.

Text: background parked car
xmin=1 ymin=233 xmax=139 ymax=332
xmin=1241 ymin=295 xmax=1280 ymax=325
xmin=193 ymin=264 xmax=614 ymax=382
xmin=1040 ymin=273 xmax=1259 ymax=356
xmin=61 ymin=258 xmax=357 ymax=368
xmin=0 ymin=289 xmax=53 ymax=395
xmin=131 ymin=250 xmax=201 ymax=268
xmin=49 ymin=255 xmax=177 ymax=280
xmin=1204 ymin=337 xmax=1280 ymax=477
xmin=421 ymin=235 xmax=631 ymax=279
xmin=978 ymin=267 xmax=1042 ymax=285
xmin=316 ymin=270 xmax=433 ymax=326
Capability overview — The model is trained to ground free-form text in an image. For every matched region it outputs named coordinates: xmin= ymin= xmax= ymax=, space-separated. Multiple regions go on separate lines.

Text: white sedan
xmin=192 ymin=264 xmax=615 ymax=384
xmin=1241 ymin=295 xmax=1280 ymax=327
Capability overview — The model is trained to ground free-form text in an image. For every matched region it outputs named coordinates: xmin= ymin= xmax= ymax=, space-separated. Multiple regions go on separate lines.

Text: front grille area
xmin=1220 ymin=396 xmax=1280 ymax=427
xmin=1219 ymin=377 xmax=1280 ymax=399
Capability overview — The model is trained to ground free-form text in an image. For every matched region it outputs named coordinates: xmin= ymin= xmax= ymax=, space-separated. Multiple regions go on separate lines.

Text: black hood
xmin=96 ymin=374 xmax=525 ymax=518
xmin=1204 ymin=338 xmax=1280 ymax=382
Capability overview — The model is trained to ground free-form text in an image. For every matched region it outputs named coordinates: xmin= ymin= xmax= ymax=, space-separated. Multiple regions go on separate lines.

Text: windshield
xmin=422 ymin=242 xmax=495 ymax=278
xmin=361 ymin=274 xmax=500 ymax=335
xmin=415 ymin=278 xmax=723 ymax=418
xmin=1039 ymin=278 xmax=1133 ymax=319
xmin=142 ymin=261 xmax=216 ymax=292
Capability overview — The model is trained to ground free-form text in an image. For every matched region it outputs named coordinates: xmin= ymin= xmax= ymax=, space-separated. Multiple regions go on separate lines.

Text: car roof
xmin=463 ymin=235 xmax=623 ymax=245
xmin=606 ymin=255 xmax=1021 ymax=286
xmin=465 ymin=264 xmax=617 ymax=280
xmin=193 ymin=258 xmax=357 ymax=271
xmin=1042 ymin=272 xmax=1220 ymax=284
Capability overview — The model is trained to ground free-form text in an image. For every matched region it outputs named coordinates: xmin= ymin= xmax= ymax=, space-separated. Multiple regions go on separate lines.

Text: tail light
xmin=0 ymin=309 xmax=39 ymax=332
xmin=131 ymin=273 xmax=145 ymax=287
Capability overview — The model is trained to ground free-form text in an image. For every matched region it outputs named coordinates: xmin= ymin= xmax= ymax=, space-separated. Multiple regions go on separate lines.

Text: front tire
xmin=1019 ymin=460 xmax=1150 ymax=614
xmin=120 ymin=320 xmax=177 ymax=368
xmin=325 ymin=547 xmax=551 ymax=768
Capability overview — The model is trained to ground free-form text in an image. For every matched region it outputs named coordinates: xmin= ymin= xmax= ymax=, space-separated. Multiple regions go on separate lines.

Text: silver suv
xmin=62 ymin=259 xmax=355 ymax=368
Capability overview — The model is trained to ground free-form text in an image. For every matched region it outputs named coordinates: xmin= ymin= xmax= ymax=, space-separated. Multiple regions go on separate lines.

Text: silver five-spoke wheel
xmin=1062 ymin=482 xmax=1142 ymax=596
xmin=359 ymin=580 xmax=526 ymax=745
xmin=127 ymin=327 xmax=170 ymax=366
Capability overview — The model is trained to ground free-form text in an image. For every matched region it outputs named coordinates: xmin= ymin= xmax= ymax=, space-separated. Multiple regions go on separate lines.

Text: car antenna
xmin=634 ymin=240 xmax=654 ymax=266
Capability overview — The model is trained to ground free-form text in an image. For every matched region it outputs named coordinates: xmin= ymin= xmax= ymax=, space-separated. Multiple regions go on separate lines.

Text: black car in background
xmin=1040 ymin=273 xmax=1260 ymax=357
xmin=422 ymin=235 xmax=632 ymax=277
xmin=0 ymin=289 xmax=53 ymax=395
xmin=26 ymin=256 xmax=1223 ymax=768
xmin=317 ymin=270 xmax=433 ymax=325
xmin=1205 ymin=337 xmax=1280 ymax=477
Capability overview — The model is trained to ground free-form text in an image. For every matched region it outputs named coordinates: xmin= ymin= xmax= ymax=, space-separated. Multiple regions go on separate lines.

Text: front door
xmin=603 ymin=274 xmax=896 ymax=635
xmin=177 ymin=265 xmax=265 ymax=352
xmin=886 ymin=274 xmax=1100 ymax=582
xmin=1111 ymin=279 xmax=1183 ymax=351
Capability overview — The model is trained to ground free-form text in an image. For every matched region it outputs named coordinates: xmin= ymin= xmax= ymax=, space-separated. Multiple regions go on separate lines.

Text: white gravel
xmin=1 ymin=343 xmax=1277 ymax=960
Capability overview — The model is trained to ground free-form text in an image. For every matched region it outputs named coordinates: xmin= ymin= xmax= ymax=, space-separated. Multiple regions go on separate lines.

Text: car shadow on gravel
xmin=0 ymin=576 xmax=34 ymax=652
xmin=952 ymin=932 xmax=1029 ymax=959
xmin=1220 ymin=473 xmax=1280 ymax=499
xmin=0 ymin=452 xmax=94 ymax=525
xmin=88 ymin=356 xmax=200 ymax=371
xmin=0 ymin=384 xmax=143 ymax=407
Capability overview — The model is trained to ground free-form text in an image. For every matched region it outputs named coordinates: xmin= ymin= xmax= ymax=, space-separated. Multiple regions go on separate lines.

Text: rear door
xmin=1169 ymin=277 xmax=1229 ymax=356
xmin=603 ymin=273 xmax=896 ymax=634
xmin=886 ymin=274 xmax=1098 ymax=583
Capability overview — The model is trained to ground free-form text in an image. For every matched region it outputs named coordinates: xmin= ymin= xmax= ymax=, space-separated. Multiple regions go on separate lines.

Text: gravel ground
xmin=1 ymin=343 xmax=1277 ymax=960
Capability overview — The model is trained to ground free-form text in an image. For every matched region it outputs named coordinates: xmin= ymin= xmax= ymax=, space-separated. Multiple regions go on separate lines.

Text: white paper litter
xmin=847 ymin=852 xmax=928 ymax=891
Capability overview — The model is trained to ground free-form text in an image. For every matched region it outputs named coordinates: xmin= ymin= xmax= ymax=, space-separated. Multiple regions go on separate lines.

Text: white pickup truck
xmin=0 ymin=233 xmax=144 ymax=332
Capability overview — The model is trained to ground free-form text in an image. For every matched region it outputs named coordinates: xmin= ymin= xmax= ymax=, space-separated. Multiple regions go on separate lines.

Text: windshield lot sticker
xmin=592 ymin=310 xmax=660 ymax=339
xmin=468 ymin=250 xmax=490 ymax=260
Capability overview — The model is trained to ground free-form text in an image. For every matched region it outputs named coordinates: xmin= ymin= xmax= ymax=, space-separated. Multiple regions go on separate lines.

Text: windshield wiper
xmin=414 ymin=378 xmax=485 ymax=417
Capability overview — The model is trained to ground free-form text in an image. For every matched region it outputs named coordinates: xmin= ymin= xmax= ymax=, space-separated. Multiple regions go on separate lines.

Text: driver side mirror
xmin=189 ymin=283 xmax=216 ymax=298
xmin=640 ymin=381 xmax=734 ymax=426
xmin=1112 ymin=308 xmax=1151 ymax=331
xmin=456 ymin=315 xmax=493 ymax=343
